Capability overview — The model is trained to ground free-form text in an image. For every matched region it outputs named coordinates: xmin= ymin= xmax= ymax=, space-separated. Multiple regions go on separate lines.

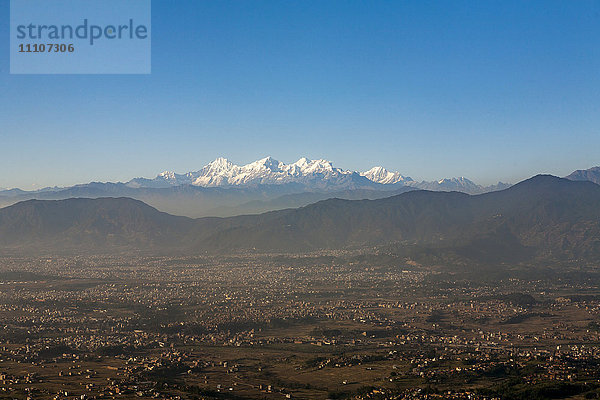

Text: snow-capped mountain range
xmin=2 ymin=161 xmax=598 ymax=219
xmin=128 ymin=157 xmax=364 ymax=188
xmin=126 ymin=156 xmax=506 ymax=193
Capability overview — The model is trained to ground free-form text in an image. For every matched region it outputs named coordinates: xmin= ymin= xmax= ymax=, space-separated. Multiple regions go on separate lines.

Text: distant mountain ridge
xmin=125 ymin=156 xmax=508 ymax=193
xmin=2 ymin=160 xmax=597 ymax=219
xmin=1 ymin=175 xmax=600 ymax=265
xmin=566 ymin=166 xmax=600 ymax=185
xmin=0 ymin=156 xmax=512 ymax=217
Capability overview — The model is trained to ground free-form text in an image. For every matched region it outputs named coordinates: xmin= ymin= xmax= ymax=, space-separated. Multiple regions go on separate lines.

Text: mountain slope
xmin=191 ymin=175 xmax=600 ymax=259
xmin=204 ymin=187 xmax=417 ymax=216
xmin=566 ymin=166 xmax=600 ymax=185
xmin=1 ymin=176 xmax=599 ymax=263
xmin=0 ymin=198 xmax=198 ymax=252
xmin=0 ymin=183 xmax=404 ymax=218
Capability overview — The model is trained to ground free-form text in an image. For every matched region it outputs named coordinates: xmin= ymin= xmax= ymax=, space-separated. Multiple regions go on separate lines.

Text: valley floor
xmin=1 ymin=254 xmax=600 ymax=400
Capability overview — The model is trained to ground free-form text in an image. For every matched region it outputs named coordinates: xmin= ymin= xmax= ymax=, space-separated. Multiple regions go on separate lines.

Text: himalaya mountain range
xmin=126 ymin=156 xmax=498 ymax=191
xmin=0 ymin=157 xmax=598 ymax=218
xmin=0 ymin=157 xmax=510 ymax=217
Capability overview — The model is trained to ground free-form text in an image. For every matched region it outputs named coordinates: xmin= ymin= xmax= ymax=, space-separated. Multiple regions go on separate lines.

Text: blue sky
xmin=1 ymin=0 xmax=599 ymax=189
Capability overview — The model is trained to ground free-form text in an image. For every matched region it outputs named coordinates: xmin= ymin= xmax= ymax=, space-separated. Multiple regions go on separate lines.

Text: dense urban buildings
xmin=1 ymin=254 xmax=600 ymax=399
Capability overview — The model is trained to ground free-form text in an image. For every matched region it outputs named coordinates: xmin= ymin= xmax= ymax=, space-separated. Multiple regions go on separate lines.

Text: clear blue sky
xmin=1 ymin=0 xmax=599 ymax=189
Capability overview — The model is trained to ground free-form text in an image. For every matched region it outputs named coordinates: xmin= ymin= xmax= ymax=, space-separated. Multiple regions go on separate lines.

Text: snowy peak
xmin=292 ymin=157 xmax=310 ymax=168
xmin=206 ymin=157 xmax=234 ymax=171
xmin=417 ymin=176 xmax=481 ymax=192
xmin=362 ymin=167 xmax=412 ymax=185
xmin=301 ymin=159 xmax=338 ymax=174
xmin=158 ymin=171 xmax=177 ymax=181
xmin=245 ymin=156 xmax=282 ymax=173
xmin=192 ymin=157 xmax=237 ymax=186
xmin=437 ymin=177 xmax=470 ymax=185
xmin=360 ymin=167 xmax=484 ymax=192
